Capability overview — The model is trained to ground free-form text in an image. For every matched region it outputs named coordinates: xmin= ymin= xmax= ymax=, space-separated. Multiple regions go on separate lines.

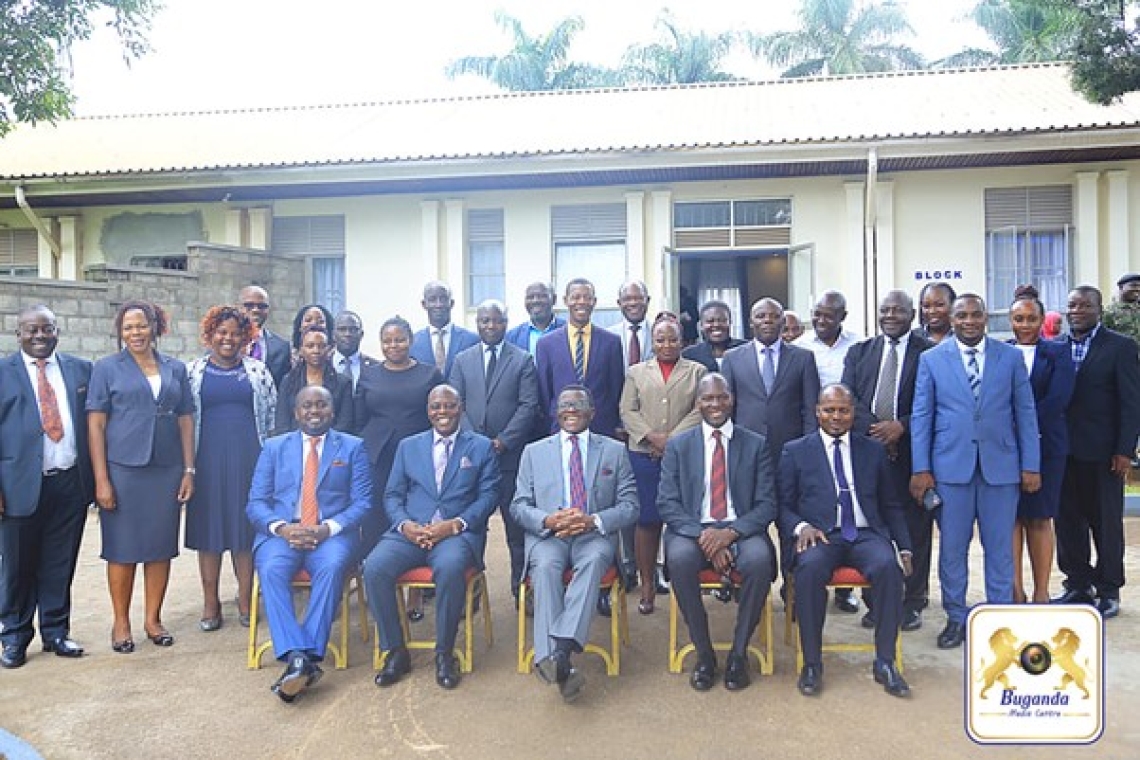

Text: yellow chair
xmin=247 ymin=567 xmax=368 ymax=670
xmin=517 ymin=566 xmax=628 ymax=676
xmin=667 ymin=568 xmax=774 ymax=675
xmin=372 ymin=566 xmax=492 ymax=674
xmin=784 ymin=565 xmax=903 ymax=672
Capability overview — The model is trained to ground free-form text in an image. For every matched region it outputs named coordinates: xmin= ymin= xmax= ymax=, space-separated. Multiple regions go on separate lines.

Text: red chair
xmin=667 ymin=568 xmax=773 ymax=675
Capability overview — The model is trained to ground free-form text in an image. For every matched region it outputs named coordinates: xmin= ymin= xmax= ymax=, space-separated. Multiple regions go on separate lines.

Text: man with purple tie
xmin=239 ymin=285 xmax=291 ymax=387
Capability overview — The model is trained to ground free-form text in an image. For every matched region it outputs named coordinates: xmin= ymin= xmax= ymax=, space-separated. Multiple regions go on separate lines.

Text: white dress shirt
xmin=753 ymin=339 xmax=783 ymax=379
xmin=871 ymin=331 xmax=912 ymax=420
xmin=955 ymin=336 xmax=987 ymax=377
xmin=795 ymin=329 xmax=861 ymax=387
xmin=270 ymin=433 xmax=341 ymax=536
xmin=700 ymin=420 xmax=738 ymax=523
xmin=21 ymin=351 xmax=78 ymax=472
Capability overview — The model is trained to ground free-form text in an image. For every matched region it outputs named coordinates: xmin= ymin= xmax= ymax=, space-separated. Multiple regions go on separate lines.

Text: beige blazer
xmin=619 ymin=357 xmax=706 ymax=454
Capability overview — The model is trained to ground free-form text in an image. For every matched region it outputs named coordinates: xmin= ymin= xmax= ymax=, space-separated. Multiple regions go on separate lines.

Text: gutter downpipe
xmin=863 ymin=147 xmax=879 ymax=336
xmin=15 ymin=185 xmax=62 ymax=276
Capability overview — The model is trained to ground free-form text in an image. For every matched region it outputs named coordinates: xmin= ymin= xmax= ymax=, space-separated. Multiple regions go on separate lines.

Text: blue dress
xmin=185 ymin=361 xmax=259 ymax=553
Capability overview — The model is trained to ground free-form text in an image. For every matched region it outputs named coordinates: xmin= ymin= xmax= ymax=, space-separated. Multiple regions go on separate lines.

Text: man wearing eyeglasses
xmin=239 ymin=285 xmax=291 ymax=387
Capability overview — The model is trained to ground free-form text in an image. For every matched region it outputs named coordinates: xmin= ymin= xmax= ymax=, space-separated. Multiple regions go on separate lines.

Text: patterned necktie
xmin=434 ymin=329 xmax=447 ymax=371
xmin=965 ymin=348 xmax=981 ymax=399
xmin=485 ymin=345 xmax=498 ymax=392
xmin=761 ymin=346 xmax=776 ymax=394
xmin=573 ymin=329 xmax=586 ymax=382
xmin=301 ymin=437 xmax=320 ymax=527
xmin=833 ymin=438 xmax=857 ymax=542
xmin=569 ymin=434 xmax=587 ymax=512
xmin=250 ymin=341 xmax=263 ymax=361
xmin=872 ymin=338 xmax=900 ymax=421
xmin=628 ymin=323 xmax=642 ymax=366
xmin=435 ymin=437 xmax=453 ymax=491
xmin=35 ymin=359 xmax=64 ymax=443
xmin=710 ymin=430 xmax=727 ymax=521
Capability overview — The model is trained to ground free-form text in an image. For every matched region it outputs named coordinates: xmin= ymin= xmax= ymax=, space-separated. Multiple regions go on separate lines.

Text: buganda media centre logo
xmin=966 ymin=605 xmax=1103 ymax=744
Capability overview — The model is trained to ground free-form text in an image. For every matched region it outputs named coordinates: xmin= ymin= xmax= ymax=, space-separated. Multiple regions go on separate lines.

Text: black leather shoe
xmin=1052 ymin=586 xmax=1096 ymax=605
xmin=271 ymin=652 xmax=311 ymax=703
xmin=873 ymin=660 xmax=911 ymax=697
xmin=1 ymin=644 xmax=27 ymax=669
xmin=833 ymin=588 xmax=859 ymax=614
xmin=559 ymin=666 xmax=585 ymax=702
xmin=655 ymin=566 xmax=670 ymax=595
xmin=42 ymin=637 xmax=84 ymax=658
xmin=535 ymin=651 xmax=569 ymax=686
xmin=690 ymin=657 xmax=717 ymax=692
xmin=797 ymin=664 xmax=823 ymax=696
xmin=596 ymin=590 xmax=612 ymax=618
xmin=861 ymin=611 xmax=875 ymax=629
xmin=723 ymin=652 xmax=751 ymax=691
xmin=621 ymin=561 xmax=638 ymax=591
xmin=435 ymin=652 xmax=461 ymax=690
xmin=937 ymin=621 xmax=965 ymax=649
xmin=375 ymin=646 xmax=411 ymax=687
xmin=901 ymin=608 xmax=922 ymax=632
xmin=1097 ymin=597 xmax=1120 ymax=619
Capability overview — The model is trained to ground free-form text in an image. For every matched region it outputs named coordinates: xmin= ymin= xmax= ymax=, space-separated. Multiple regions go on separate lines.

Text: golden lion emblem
xmin=1051 ymin=627 xmax=1090 ymax=699
xmin=977 ymin=627 xmax=1021 ymax=698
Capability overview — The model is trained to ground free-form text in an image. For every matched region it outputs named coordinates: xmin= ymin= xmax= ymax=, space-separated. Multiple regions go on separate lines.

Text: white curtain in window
xmin=312 ymin=257 xmax=345 ymax=316
xmin=697 ymin=260 xmax=744 ymax=339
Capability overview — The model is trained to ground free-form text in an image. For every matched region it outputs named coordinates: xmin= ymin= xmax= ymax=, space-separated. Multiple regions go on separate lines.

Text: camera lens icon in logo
xmin=1019 ymin=642 xmax=1052 ymax=675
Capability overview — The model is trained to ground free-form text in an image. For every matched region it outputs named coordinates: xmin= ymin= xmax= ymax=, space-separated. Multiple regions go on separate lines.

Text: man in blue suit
xmin=409 ymin=281 xmax=479 ymax=379
xmin=910 ymin=294 xmax=1040 ymax=650
xmin=246 ymin=386 xmax=373 ymax=703
xmin=369 ymin=385 xmax=499 ymax=691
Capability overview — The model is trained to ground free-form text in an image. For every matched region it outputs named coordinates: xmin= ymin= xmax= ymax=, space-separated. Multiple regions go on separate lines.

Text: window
xmin=552 ymin=203 xmax=627 ymax=327
xmin=984 ymin=186 xmax=1072 ymax=330
xmin=272 ymin=215 xmax=346 ymax=314
xmin=467 ymin=208 xmax=504 ymax=304
xmin=673 ymin=198 xmax=792 ymax=248
xmin=0 ymin=229 xmax=38 ymax=277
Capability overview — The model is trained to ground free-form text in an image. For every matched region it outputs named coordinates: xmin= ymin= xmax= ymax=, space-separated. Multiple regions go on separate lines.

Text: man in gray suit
xmin=511 ymin=386 xmax=637 ymax=702
xmin=450 ymin=300 xmax=540 ymax=607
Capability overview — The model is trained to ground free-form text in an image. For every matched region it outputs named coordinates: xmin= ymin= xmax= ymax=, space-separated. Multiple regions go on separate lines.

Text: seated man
xmin=246 ymin=386 xmax=373 ymax=704
xmin=368 ymin=385 xmax=499 ymax=690
xmin=777 ymin=383 xmax=913 ymax=698
xmin=510 ymin=385 xmax=637 ymax=703
xmin=657 ymin=373 xmax=777 ymax=692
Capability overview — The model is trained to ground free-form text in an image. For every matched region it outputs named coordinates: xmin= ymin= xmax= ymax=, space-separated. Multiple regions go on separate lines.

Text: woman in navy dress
xmin=186 ymin=306 xmax=276 ymax=631
xmin=1008 ymin=285 xmax=1076 ymax=603
xmin=273 ymin=324 xmax=352 ymax=435
xmin=88 ymin=300 xmax=196 ymax=652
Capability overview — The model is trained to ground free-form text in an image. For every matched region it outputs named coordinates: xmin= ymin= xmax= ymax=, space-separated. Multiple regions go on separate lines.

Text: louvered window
xmin=468 ymin=208 xmax=505 ymax=304
xmin=552 ymin=203 xmax=627 ymax=328
xmin=0 ymin=229 xmax=38 ymax=276
xmin=272 ymin=215 xmax=346 ymax=314
xmin=673 ymin=199 xmax=792 ymax=250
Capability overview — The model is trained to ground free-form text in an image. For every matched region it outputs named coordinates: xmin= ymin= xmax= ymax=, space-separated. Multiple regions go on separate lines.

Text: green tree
xmin=0 ymin=0 xmax=158 ymax=136
xmin=621 ymin=12 xmax=737 ymax=85
xmin=445 ymin=11 xmax=617 ymax=91
xmin=1068 ymin=1 xmax=1140 ymax=104
xmin=751 ymin=0 xmax=923 ymax=78
xmin=937 ymin=0 xmax=1083 ymax=67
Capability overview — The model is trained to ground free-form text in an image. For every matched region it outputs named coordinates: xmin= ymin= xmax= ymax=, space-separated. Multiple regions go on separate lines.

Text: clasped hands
xmin=543 ymin=507 xmax=596 ymax=538
xmin=698 ymin=527 xmax=737 ymax=574
xmin=278 ymin=523 xmax=330 ymax=551
xmin=401 ymin=519 xmax=461 ymax=550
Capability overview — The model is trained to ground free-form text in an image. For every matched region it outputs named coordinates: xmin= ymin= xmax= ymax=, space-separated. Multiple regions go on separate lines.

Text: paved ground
xmin=1 ymin=514 xmax=1138 ymax=760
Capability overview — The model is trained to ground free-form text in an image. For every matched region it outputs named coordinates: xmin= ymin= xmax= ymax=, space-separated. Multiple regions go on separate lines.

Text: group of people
xmin=1 ymin=271 xmax=1137 ymax=707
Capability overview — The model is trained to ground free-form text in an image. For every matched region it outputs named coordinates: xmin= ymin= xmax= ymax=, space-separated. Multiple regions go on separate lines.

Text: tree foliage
xmin=1068 ymin=1 xmax=1140 ymax=104
xmin=0 ymin=0 xmax=158 ymax=136
xmin=937 ymin=0 xmax=1084 ymax=67
xmin=621 ymin=11 xmax=737 ymax=85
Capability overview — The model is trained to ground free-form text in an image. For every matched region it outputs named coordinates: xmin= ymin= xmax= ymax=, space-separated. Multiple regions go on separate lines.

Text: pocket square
xmin=460 ymin=456 xmax=473 ymax=468
xmin=331 ymin=459 xmax=347 ymax=467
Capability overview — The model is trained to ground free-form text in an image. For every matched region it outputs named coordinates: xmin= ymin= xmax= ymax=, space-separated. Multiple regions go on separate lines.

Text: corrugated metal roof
xmin=2 ymin=63 xmax=1139 ymax=180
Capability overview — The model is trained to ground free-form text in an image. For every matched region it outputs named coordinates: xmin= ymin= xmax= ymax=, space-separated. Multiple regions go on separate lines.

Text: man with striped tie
xmin=909 ymin=294 xmax=1040 ymax=650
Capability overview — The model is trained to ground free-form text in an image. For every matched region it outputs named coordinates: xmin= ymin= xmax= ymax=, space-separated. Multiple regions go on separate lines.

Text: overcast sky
xmin=67 ymin=0 xmax=989 ymax=115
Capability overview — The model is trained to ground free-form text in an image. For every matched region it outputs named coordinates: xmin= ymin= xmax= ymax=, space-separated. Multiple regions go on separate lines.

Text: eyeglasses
xmin=242 ymin=302 xmax=270 ymax=310
xmin=556 ymin=400 xmax=592 ymax=412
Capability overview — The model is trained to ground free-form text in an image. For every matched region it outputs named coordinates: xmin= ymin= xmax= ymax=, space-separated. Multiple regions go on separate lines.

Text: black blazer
xmin=1019 ymin=338 xmax=1076 ymax=461
xmin=262 ymin=329 xmax=292 ymax=389
xmin=0 ymin=352 xmax=95 ymax=516
xmin=681 ymin=338 xmax=748 ymax=373
xmin=272 ymin=363 xmax=353 ymax=436
xmin=1061 ymin=327 xmax=1140 ymax=462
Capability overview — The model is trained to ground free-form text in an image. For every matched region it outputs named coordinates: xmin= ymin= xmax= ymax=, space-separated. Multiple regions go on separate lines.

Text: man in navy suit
xmin=910 ymin=294 xmax=1040 ymax=649
xmin=246 ymin=386 xmax=373 ymax=703
xmin=505 ymin=282 xmax=566 ymax=355
xmin=409 ymin=281 xmax=479 ymax=379
xmin=369 ymin=385 xmax=499 ymax=690
xmin=331 ymin=311 xmax=380 ymax=391
xmin=658 ymin=373 xmax=776 ymax=692
xmin=779 ymin=384 xmax=913 ymax=698
xmin=0 ymin=305 xmax=94 ymax=668
xmin=239 ymin=285 xmax=292 ymax=387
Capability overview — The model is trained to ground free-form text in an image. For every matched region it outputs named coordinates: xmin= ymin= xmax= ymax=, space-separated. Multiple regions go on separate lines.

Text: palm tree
xmin=937 ymin=0 xmax=1084 ymax=67
xmin=621 ymin=12 xmax=738 ymax=85
xmin=751 ymin=0 xmax=924 ymax=78
xmin=445 ymin=11 xmax=618 ymax=91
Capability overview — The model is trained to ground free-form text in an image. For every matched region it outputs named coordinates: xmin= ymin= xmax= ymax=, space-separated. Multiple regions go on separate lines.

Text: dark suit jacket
xmin=657 ymin=424 xmax=776 ymax=566
xmin=409 ymin=325 xmax=480 ymax=379
xmin=86 ymin=350 xmax=195 ymax=467
xmin=0 ymin=352 xmax=95 ymax=516
xmin=720 ymin=341 xmax=820 ymax=463
xmin=245 ymin=429 xmax=373 ymax=550
xmin=450 ymin=341 xmax=539 ymax=474
xmin=1062 ymin=326 xmax=1140 ymax=462
xmin=262 ymin=329 xmax=292 ymax=388
xmin=535 ymin=324 xmax=625 ymax=438
xmin=505 ymin=317 xmax=566 ymax=353
xmin=777 ymin=433 xmax=911 ymax=553
xmin=1016 ymin=339 xmax=1076 ymax=461
xmin=273 ymin=363 xmax=354 ymax=436
xmin=681 ymin=338 xmax=748 ymax=373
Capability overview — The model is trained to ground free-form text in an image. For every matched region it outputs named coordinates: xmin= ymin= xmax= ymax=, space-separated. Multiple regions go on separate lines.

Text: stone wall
xmin=0 ymin=243 xmax=304 ymax=361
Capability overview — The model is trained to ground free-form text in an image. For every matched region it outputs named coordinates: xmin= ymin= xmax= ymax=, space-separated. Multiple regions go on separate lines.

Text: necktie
xmin=872 ymin=338 xmax=900 ymax=421
xmin=35 ymin=359 xmax=64 ymax=443
xmin=485 ymin=345 xmax=498 ymax=392
xmin=434 ymin=329 xmax=447 ymax=371
xmin=573 ymin=329 xmax=585 ymax=382
xmin=569 ymin=434 xmax=587 ymax=512
xmin=761 ymin=347 xmax=776 ymax=394
xmin=833 ymin=438 xmax=857 ymax=542
xmin=628 ymin=323 xmax=642 ymax=366
xmin=710 ymin=430 xmax=727 ymax=521
xmin=965 ymin=348 xmax=981 ymax=400
xmin=250 ymin=341 xmax=263 ymax=360
xmin=435 ymin=437 xmax=453 ymax=491
xmin=301 ymin=437 xmax=320 ymax=527
xmin=338 ymin=355 xmax=349 ymax=374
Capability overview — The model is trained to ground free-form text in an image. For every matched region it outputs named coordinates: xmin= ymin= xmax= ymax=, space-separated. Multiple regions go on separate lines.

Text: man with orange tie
xmin=246 ymin=386 xmax=373 ymax=703
xmin=0 ymin=305 xmax=94 ymax=668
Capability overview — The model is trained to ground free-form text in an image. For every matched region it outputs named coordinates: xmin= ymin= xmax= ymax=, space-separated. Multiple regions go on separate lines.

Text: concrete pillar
xmin=444 ymin=199 xmax=467 ymax=316
xmin=650 ymin=190 xmax=673 ymax=309
xmin=1106 ymin=170 xmax=1130 ymax=283
xmin=844 ymin=181 xmax=869 ymax=336
xmin=1074 ymin=171 xmax=1100 ymax=285
xmin=224 ymin=209 xmax=244 ymax=247
xmin=248 ymin=208 xmax=271 ymax=250
xmin=624 ymin=191 xmax=646 ymax=286
xmin=420 ymin=200 xmax=442 ymax=285
xmin=57 ymin=216 xmax=79 ymax=280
